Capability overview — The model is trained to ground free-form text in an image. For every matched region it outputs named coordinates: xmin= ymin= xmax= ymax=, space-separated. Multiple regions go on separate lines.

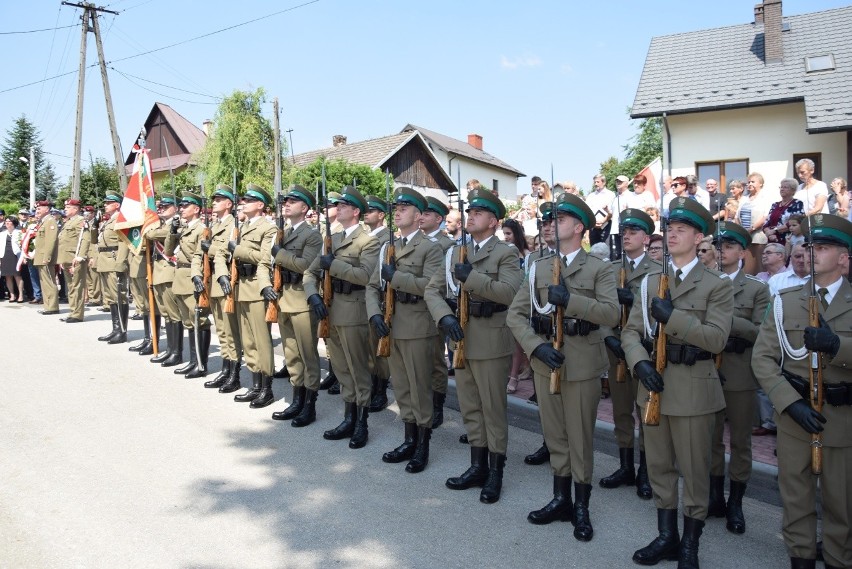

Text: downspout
xmin=662 ymin=112 xmax=672 ymax=176
xmin=448 ymin=153 xmax=457 ymax=191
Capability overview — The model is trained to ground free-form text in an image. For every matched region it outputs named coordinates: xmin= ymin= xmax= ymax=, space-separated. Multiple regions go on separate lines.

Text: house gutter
xmin=662 ymin=112 xmax=672 ymax=176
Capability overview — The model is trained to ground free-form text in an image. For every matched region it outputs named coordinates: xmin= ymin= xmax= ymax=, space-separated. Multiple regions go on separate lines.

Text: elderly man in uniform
xmin=508 ymin=193 xmax=619 ymax=541
xmin=426 ymin=189 xmax=523 ymax=504
xmin=363 ymin=194 xmax=393 ymax=413
xmin=368 ymin=187 xmax=444 ymax=472
xmin=305 ymin=186 xmax=380 ymax=448
xmin=58 ymin=199 xmax=90 ymax=323
xmin=621 ymin=197 xmax=733 ymax=568
xmin=599 ymin=208 xmax=661 ymax=500
xmin=752 ymin=214 xmax=852 ymax=569
xmin=33 ymin=200 xmax=60 ymax=315
xmin=93 ymin=193 xmax=130 ymax=343
xmin=269 ymin=185 xmax=323 ymax=426
xmin=708 ymin=221 xmax=770 ymax=535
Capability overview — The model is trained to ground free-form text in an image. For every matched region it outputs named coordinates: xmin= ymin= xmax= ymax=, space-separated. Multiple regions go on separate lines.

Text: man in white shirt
xmin=768 ymin=244 xmax=809 ymax=296
xmin=585 ymin=174 xmax=614 ymax=246
xmin=686 ymin=175 xmax=710 ymax=210
xmin=607 ymin=175 xmax=638 ymax=259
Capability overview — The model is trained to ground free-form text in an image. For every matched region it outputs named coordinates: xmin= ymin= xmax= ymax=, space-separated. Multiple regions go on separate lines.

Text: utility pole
xmin=272 ymin=98 xmax=282 ymax=196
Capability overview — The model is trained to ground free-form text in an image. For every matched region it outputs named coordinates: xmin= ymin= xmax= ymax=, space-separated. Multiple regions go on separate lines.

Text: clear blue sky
xmin=1 ymin=0 xmax=847 ymax=197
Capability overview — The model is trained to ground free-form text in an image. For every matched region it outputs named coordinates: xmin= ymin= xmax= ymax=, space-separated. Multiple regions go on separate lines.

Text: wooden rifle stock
xmin=616 ymin=265 xmax=628 ymax=383
xmin=265 ymin=227 xmax=283 ymax=323
xmin=808 ymin=296 xmax=824 ymax=475
xmin=452 ymin=244 xmax=468 ymax=370
xmin=224 ymin=224 xmax=239 ymax=314
xmin=145 ymin=240 xmax=158 ymax=355
xmin=643 ymin=272 xmax=667 ymax=426
xmin=198 ymin=225 xmax=212 ymax=309
xmin=377 ymin=243 xmax=395 ymax=357
xmin=549 ymin=256 xmax=563 ymax=395
xmin=318 ymin=233 xmax=333 ymax=339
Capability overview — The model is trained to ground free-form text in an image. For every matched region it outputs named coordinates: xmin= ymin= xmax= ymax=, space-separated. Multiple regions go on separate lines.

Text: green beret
xmin=104 ymin=193 xmax=123 ymax=203
xmin=243 ymin=184 xmax=271 ymax=205
xmin=337 ymin=185 xmax=368 ymax=213
xmin=803 ymin=213 xmax=852 ymax=249
xmin=555 ymin=192 xmax=595 ymax=230
xmin=367 ymin=195 xmax=389 ymax=214
xmin=285 ymin=184 xmax=316 ymax=209
xmin=466 ymin=188 xmax=506 ymax=219
xmin=620 ymin=208 xmax=655 ymax=235
xmin=392 ymin=187 xmax=426 ymax=212
xmin=179 ymin=191 xmax=203 ymax=207
xmin=425 ymin=196 xmax=449 ymax=217
xmin=667 ymin=197 xmax=715 ymax=235
xmin=212 ymin=184 xmax=236 ymax=203
xmin=716 ymin=221 xmax=751 ymax=249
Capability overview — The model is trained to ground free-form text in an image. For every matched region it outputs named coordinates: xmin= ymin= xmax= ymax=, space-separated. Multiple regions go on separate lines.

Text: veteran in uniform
xmin=752 ymin=214 xmax=852 ymax=569
xmin=93 ymin=193 xmax=130 ymax=343
xmin=305 ymin=186 xmax=380 ymax=448
xmin=621 ymin=197 xmax=733 ymax=568
xmin=426 ymin=189 xmax=523 ymax=504
xmin=708 ymin=221 xmax=770 ymax=535
xmin=599 ymin=208 xmax=661 ymax=499
xmin=57 ymin=199 xmax=90 ymax=323
xmin=148 ymin=197 xmax=183 ymax=367
xmin=32 ymin=200 xmax=60 ymax=315
xmin=363 ymin=194 xmax=393 ymax=413
xmin=269 ymin=185 xmax=323 ymax=426
xmin=508 ymin=193 xmax=619 ymax=541
xmin=367 ymin=188 xmax=444 ymax=472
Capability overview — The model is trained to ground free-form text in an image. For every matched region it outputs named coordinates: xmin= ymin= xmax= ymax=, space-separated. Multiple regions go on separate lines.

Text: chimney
xmin=763 ymin=0 xmax=783 ymax=64
xmin=753 ymin=3 xmax=764 ymax=24
xmin=332 ymin=135 xmax=347 ymax=147
xmin=467 ymin=133 xmax=483 ymax=151
xmin=202 ymin=119 xmax=212 ymax=137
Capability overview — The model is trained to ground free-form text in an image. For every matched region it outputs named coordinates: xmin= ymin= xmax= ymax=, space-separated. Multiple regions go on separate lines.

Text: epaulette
xmin=779 ymin=283 xmax=807 ymax=296
xmin=745 ymin=274 xmax=767 ymax=284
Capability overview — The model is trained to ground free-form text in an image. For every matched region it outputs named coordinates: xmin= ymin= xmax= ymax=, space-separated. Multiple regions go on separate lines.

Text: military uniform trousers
xmin=535 ymin=372 xmax=599 ymax=482
xmin=61 ymin=263 xmax=87 ymax=320
xmin=711 ymin=389 xmax=755 ymax=482
xmin=607 ymin=349 xmax=645 ymax=451
xmin=211 ymin=296 xmax=240 ymax=362
xmin=389 ymin=337 xmax=436 ymax=428
xmin=176 ymin=292 xmax=211 ymax=330
xmin=88 ymin=259 xmax=102 ymax=304
xmin=277 ymin=308 xmax=319 ymax=391
xmin=37 ymin=264 xmax=59 ymax=311
xmin=238 ymin=299 xmax=273 ymax=376
xmin=456 ymin=354 xmax=511 ymax=455
xmin=431 ymin=333 xmax=449 ymax=394
xmin=368 ymin=325 xmax=390 ymax=381
xmin=639 ymin=403 xmax=716 ymax=520
xmin=153 ymin=283 xmax=180 ymax=321
xmin=130 ymin=275 xmax=149 ymax=315
xmin=98 ymin=270 xmax=127 ymax=305
xmin=329 ymin=323 xmax=372 ymax=407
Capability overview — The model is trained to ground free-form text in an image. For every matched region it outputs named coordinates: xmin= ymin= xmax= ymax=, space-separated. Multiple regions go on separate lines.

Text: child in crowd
xmin=786 ymin=214 xmax=805 ymax=256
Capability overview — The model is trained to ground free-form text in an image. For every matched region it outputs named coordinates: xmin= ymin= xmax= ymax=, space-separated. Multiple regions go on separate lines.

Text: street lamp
xmin=18 ymin=147 xmax=35 ymax=210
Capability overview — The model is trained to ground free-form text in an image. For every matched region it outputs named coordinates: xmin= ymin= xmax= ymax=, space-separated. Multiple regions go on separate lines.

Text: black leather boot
xmin=291 ymin=389 xmax=317 ymax=427
xmin=527 ymin=475 xmax=573 ymax=525
xmin=98 ymin=304 xmax=120 ymax=341
xmin=479 ymin=452 xmax=506 ymax=504
xmin=572 ymin=482 xmax=594 ymax=541
xmin=108 ymin=303 xmax=128 ymax=344
xmin=789 ymin=559 xmax=816 ymax=569
xmin=129 ymin=315 xmax=151 ymax=351
xmin=175 ymin=332 xmax=197 ymax=374
xmin=185 ymin=329 xmax=211 ymax=378
xmin=249 ymin=374 xmax=274 ymax=408
xmin=726 ymin=480 xmax=747 ymax=534
xmin=369 ymin=377 xmax=389 ymax=412
xmin=708 ymin=475 xmax=726 ymax=518
xmin=137 ymin=315 xmax=159 ymax=356
xmin=219 ymin=359 xmax=242 ymax=393
xmin=524 ymin=441 xmax=550 ymax=465
xmin=323 ymin=401 xmax=356 ymax=440
xmin=678 ymin=515 xmax=704 ymax=569
xmin=150 ymin=319 xmax=173 ymax=364
xmin=326 ymin=367 xmax=341 ymax=394
xmin=273 ymin=364 xmax=290 ymax=379
xmin=234 ymin=371 xmax=262 ymax=402
xmin=160 ymin=322 xmax=184 ymax=367
xmin=431 ymin=391 xmax=446 ymax=429
xmin=632 ymin=509 xmax=681 ymax=565
xmin=405 ymin=426 xmax=431 ymax=473
xmin=600 ymin=447 xmax=635 ymax=488
xmin=319 ymin=364 xmax=336 ymax=390
xmin=446 ymin=446 xmax=489 ymax=490
xmin=636 ymin=451 xmax=653 ymax=499
xmin=272 ymin=385 xmax=305 ymax=420
xmin=348 ymin=406 xmax=369 ymax=448
xmin=205 ymin=359 xmax=232 ymax=389
xmin=382 ymin=422 xmax=417 ymax=463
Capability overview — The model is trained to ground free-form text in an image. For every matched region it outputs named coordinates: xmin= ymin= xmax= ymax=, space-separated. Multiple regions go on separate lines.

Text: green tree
xmin=0 ymin=115 xmax=58 ymax=206
xmin=56 ymin=157 xmax=120 ymax=208
xmin=599 ymin=114 xmax=662 ymax=190
xmin=287 ymin=158 xmax=389 ymax=201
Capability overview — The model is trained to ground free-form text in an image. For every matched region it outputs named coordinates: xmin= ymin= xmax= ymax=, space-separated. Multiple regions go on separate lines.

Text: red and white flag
xmin=114 ymin=144 xmax=158 ymax=255
xmin=637 ymin=157 xmax=663 ymax=201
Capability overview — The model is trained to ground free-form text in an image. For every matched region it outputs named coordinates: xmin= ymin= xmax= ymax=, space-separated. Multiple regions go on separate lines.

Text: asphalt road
xmin=0 ymin=302 xmax=790 ymax=568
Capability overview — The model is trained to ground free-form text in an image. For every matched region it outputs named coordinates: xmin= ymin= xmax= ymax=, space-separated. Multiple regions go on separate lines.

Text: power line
xmin=34 ymin=4 xmax=67 ymax=122
xmin=110 ymin=67 xmax=220 ymax=99
xmin=111 ymin=67 xmax=219 ymax=105
xmin=0 ymin=24 xmax=77 ymax=35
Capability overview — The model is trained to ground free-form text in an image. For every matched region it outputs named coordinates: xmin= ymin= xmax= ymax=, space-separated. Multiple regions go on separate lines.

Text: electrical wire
xmin=109 ymin=67 xmax=220 ymax=100
xmin=34 ymin=4 xmax=65 ymax=120
xmin=0 ymin=24 xmax=77 ymax=35
xmin=111 ymin=67 xmax=219 ymax=105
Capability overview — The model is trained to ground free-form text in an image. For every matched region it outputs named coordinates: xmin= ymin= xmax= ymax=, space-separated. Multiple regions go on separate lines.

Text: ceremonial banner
xmin=637 ymin=156 xmax=663 ymax=201
xmin=114 ymin=144 xmax=158 ymax=255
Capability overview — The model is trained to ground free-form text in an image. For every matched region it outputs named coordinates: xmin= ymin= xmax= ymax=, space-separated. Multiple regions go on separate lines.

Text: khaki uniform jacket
xmin=371 ymin=226 xmax=390 ymax=245
xmin=129 ymin=246 xmax=147 ymax=280
xmin=425 ymin=236 xmax=523 ymax=359
xmin=366 ymin=231 xmax=443 ymax=340
xmin=228 ymin=217 xmax=277 ymax=302
xmin=57 ymin=215 xmax=90 ymax=265
xmin=164 ymin=219 xmax=206 ymax=296
xmin=304 ymin=225 xmax=380 ymax=327
xmin=207 ymin=214 xmax=235 ymax=299
xmin=752 ymin=280 xmax=852 ymax=447
xmin=622 ymin=263 xmax=734 ymax=416
xmin=720 ymin=271 xmax=771 ymax=392
xmin=32 ymin=216 xmax=59 ymax=266
xmin=425 ymin=231 xmax=455 ymax=254
xmin=508 ymin=249 xmax=620 ymax=380
xmin=600 ymin=255 xmax=662 ymax=340
xmin=274 ymin=221 xmax=322 ymax=313
xmin=147 ymin=222 xmax=175 ymax=285
xmin=96 ymin=218 xmax=129 ymax=273
xmin=320 ymin=220 xmax=343 ymax=238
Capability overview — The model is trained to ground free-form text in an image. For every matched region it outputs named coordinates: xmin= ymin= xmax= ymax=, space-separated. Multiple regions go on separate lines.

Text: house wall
xmin=430 ymin=148 xmax=520 ymax=200
xmin=665 ymin=102 xmax=848 ymax=203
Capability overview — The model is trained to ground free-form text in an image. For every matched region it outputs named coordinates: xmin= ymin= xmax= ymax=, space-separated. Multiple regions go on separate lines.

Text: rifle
xmin=643 ymin=187 xmax=668 ymax=427
xmin=549 ymin=191 xmax=563 ymax=395
xmin=198 ymin=176 xmax=211 ymax=310
xmin=225 ymin=169 xmax=240 ymax=314
xmin=452 ymin=170 xmax=469 ymax=370
xmin=265 ymin=172 xmax=284 ymax=324
xmin=714 ymin=218 xmax=723 ymax=375
xmin=377 ymin=170 xmax=394 ymax=357
xmin=615 ymin=182 xmax=628 ymax=383
xmin=317 ymin=161 xmax=332 ymax=339
xmin=806 ymin=213 xmax=824 ymax=474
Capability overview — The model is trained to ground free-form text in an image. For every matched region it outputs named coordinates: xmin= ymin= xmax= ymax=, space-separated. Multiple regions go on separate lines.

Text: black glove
xmin=454 ymin=260 xmax=473 ymax=283
xmin=531 ymin=343 xmax=565 ymax=369
xmin=804 ymin=315 xmax=840 ymax=358
xmin=651 ymin=292 xmax=674 ymax=324
xmin=319 ymin=253 xmax=335 ymax=270
xmin=261 ymin=286 xmax=278 ymax=302
xmin=617 ymin=287 xmax=634 ymax=306
xmin=445 ymin=297 xmax=458 ymax=314
xmin=308 ymin=294 xmax=328 ymax=319
xmin=438 ymin=315 xmax=464 ymax=342
xmin=785 ymin=399 xmax=827 ymax=434
xmin=271 ymin=243 xmax=282 ymax=258
xmin=200 ymin=240 xmax=211 ymax=253
xmin=547 ymin=284 xmax=570 ymax=308
xmin=604 ymin=336 xmax=625 ymax=360
xmin=217 ymin=275 xmax=231 ymax=296
xmin=192 ymin=275 xmax=205 ymax=295
xmin=227 ymin=240 xmax=237 ymax=254
xmin=381 ymin=263 xmax=396 ymax=283
xmin=633 ymin=360 xmax=665 ymax=392
xmin=170 ymin=217 xmax=180 ymax=234
xmin=370 ymin=314 xmax=390 ymax=338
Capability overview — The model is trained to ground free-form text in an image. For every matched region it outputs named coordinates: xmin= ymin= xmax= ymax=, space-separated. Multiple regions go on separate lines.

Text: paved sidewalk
xmin=0 ymin=302 xmax=789 ymax=568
